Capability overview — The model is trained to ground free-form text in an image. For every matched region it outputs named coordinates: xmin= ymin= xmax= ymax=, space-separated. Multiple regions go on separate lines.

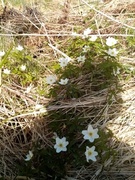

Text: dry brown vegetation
xmin=0 ymin=0 xmax=135 ymax=179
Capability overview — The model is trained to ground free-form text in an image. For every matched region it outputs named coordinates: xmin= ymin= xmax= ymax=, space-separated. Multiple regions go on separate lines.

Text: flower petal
xmin=82 ymin=130 xmax=87 ymax=135
xmin=88 ymin=125 xmax=93 ymax=131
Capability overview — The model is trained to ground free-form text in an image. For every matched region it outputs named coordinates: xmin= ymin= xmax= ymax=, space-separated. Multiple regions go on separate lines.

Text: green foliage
xmin=16 ymin=110 xmax=116 ymax=179
xmin=97 ymin=128 xmax=116 ymax=164
xmin=0 ymin=47 xmax=13 ymax=68
xmin=48 ymin=34 xmax=123 ymax=99
xmin=16 ymin=147 xmax=67 ymax=179
xmin=1 ymin=46 xmax=45 ymax=86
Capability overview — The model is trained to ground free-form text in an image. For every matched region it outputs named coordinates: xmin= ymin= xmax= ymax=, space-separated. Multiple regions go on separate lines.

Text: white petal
xmin=93 ymin=132 xmax=99 ymax=139
xmin=91 ymin=146 xmax=95 ymax=151
xmin=0 ymin=51 xmax=5 ymax=57
xmin=90 ymin=155 xmax=97 ymax=162
xmin=54 ymin=144 xmax=58 ymax=149
xmin=56 ymin=137 xmax=61 ymax=144
xmin=62 ymin=137 xmax=66 ymax=141
xmin=93 ymin=151 xmax=98 ymax=156
xmin=88 ymin=125 xmax=93 ymax=131
xmin=25 ymin=157 xmax=30 ymax=161
xmin=16 ymin=45 xmax=23 ymax=51
xmin=56 ymin=147 xmax=61 ymax=153
xmin=62 ymin=147 xmax=67 ymax=152
xmin=29 ymin=151 xmax=33 ymax=158
xmin=83 ymin=134 xmax=89 ymax=140
xmin=89 ymin=137 xmax=94 ymax=142
xmin=89 ymin=35 xmax=97 ymax=41
xmin=64 ymin=141 xmax=69 ymax=146
xmin=82 ymin=130 xmax=87 ymax=135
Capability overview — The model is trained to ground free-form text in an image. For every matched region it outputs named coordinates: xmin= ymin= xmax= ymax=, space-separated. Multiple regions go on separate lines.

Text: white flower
xmin=107 ymin=48 xmax=119 ymax=57
xmin=82 ymin=124 xmax=99 ymax=142
xmin=16 ymin=45 xmax=23 ymax=51
xmin=25 ymin=84 xmax=33 ymax=93
xmin=35 ymin=104 xmax=46 ymax=113
xmin=58 ymin=57 xmax=70 ymax=68
xmin=41 ymin=22 xmax=45 ymax=27
xmin=83 ymin=45 xmax=90 ymax=53
xmin=0 ymin=51 xmax=5 ymax=57
xmin=106 ymin=37 xmax=117 ymax=47
xmin=113 ymin=67 xmax=120 ymax=76
xmin=35 ymin=104 xmax=44 ymax=110
xmin=129 ymin=67 xmax=134 ymax=71
xmin=85 ymin=146 xmax=98 ymax=162
xmin=20 ymin=65 xmax=26 ymax=71
xmin=3 ymin=68 xmax=10 ymax=75
xmin=54 ymin=137 xmax=69 ymax=153
xmin=89 ymin=35 xmax=97 ymax=42
xmin=82 ymin=12 xmax=87 ymax=17
xmin=83 ymin=28 xmax=92 ymax=38
xmin=71 ymin=32 xmax=79 ymax=37
xmin=59 ymin=78 xmax=69 ymax=85
xmin=25 ymin=151 xmax=33 ymax=161
xmin=46 ymin=75 xmax=57 ymax=85
xmin=77 ymin=55 xmax=86 ymax=63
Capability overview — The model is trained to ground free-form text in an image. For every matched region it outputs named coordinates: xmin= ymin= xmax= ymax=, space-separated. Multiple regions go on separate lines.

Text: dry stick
xmin=95 ymin=16 xmax=104 ymax=45
xmin=0 ymin=96 xmax=106 ymax=122
xmin=1 ymin=0 xmax=5 ymax=8
xmin=21 ymin=6 xmax=57 ymax=58
xmin=0 ymin=25 xmax=16 ymax=33
xmin=42 ymin=23 xmax=57 ymax=58
xmin=20 ymin=13 xmax=40 ymax=30
xmin=0 ymin=109 xmax=47 ymax=124
xmin=3 ymin=85 xmax=36 ymax=105
xmin=81 ymin=0 xmax=135 ymax=30
xmin=27 ymin=4 xmax=58 ymax=58
xmin=48 ymin=43 xmax=72 ymax=61
xmin=0 ymin=33 xmax=134 ymax=37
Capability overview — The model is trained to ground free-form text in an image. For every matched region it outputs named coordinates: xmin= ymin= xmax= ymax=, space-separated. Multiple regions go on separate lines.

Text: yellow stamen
xmin=88 ymin=151 xmax=92 ymax=156
xmin=58 ymin=143 xmax=63 ymax=147
xmin=89 ymin=132 xmax=93 ymax=136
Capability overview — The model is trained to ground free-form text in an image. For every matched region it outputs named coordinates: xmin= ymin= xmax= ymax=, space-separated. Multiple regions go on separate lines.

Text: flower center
xmin=89 ymin=132 xmax=93 ymax=137
xmin=88 ymin=151 xmax=92 ymax=156
xmin=58 ymin=143 xmax=63 ymax=148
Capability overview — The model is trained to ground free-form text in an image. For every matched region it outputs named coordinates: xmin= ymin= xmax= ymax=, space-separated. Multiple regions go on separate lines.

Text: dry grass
xmin=0 ymin=0 xmax=135 ymax=179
